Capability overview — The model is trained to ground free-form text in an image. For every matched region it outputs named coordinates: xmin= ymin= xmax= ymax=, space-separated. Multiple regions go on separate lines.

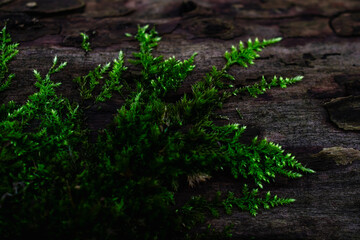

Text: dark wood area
xmin=1 ymin=0 xmax=360 ymax=239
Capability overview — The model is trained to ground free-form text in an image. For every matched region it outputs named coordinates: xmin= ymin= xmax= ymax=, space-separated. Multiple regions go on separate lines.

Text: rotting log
xmin=0 ymin=0 xmax=359 ymax=239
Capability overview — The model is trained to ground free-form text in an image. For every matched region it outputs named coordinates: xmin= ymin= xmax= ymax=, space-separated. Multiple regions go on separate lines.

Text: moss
xmin=0 ymin=25 xmax=314 ymax=239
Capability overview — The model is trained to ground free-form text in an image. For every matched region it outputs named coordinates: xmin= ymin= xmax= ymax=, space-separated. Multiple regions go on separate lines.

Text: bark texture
xmin=1 ymin=0 xmax=360 ymax=239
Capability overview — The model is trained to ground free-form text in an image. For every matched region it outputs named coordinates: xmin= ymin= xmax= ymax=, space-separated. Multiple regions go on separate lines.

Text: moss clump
xmin=0 ymin=25 xmax=314 ymax=240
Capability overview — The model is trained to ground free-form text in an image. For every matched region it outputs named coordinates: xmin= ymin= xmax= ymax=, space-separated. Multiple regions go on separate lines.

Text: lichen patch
xmin=313 ymin=146 xmax=360 ymax=166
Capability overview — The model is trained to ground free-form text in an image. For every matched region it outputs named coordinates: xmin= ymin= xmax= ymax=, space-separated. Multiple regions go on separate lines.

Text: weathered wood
xmin=1 ymin=0 xmax=360 ymax=239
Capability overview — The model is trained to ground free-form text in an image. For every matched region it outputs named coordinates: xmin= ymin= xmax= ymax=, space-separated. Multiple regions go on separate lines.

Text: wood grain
xmin=1 ymin=0 xmax=359 ymax=239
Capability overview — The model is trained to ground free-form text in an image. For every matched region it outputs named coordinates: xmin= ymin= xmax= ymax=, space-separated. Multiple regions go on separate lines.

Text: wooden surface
xmin=1 ymin=0 xmax=360 ymax=239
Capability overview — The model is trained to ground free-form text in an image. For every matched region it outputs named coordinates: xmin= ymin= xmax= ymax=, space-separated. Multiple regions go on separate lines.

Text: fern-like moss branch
xmin=80 ymin=32 xmax=91 ymax=52
xmin=0 ymin=26 xmax=19 ymax=92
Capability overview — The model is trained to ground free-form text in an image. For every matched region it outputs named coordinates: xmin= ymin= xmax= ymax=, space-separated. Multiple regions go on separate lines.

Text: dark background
xmin=0 ymin=0 xmax=359 ymax=239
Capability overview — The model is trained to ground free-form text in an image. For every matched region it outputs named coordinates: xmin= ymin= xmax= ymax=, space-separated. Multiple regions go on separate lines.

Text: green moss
xmin=0 ymin=26 xmax=19 ymax=92
xmin=80 ymin=32 xmax=91 ymax=53
xmin=0 ymin=25 xmax=314 ymax=240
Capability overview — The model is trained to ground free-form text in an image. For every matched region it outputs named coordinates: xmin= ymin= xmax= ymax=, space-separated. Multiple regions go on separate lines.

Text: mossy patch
xmin=0 ymin=25 xmax=314 ymax=239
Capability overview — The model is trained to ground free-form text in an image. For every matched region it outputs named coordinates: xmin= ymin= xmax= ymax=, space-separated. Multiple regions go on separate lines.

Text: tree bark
xmin=1 ymin=0 xmax=359 ymax=239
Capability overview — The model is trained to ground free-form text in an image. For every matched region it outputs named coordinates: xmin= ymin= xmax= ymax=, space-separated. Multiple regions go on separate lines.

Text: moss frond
xmin=0 ymin=26 xmax=19 ymax=92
